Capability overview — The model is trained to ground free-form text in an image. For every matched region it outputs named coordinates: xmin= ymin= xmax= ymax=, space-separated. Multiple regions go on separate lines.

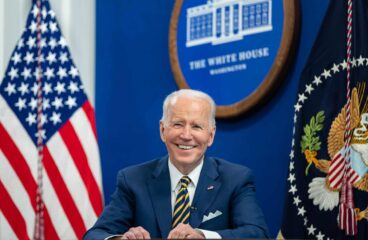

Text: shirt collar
xmin=168 ymin=157 xmax=204 ymax=191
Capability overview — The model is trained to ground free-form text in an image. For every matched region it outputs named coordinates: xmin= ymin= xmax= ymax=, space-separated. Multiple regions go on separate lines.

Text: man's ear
xmin=159 ymin=121 xmax=166 ymax=142
xmin=207 ymin=127 xmax=216 ymax=147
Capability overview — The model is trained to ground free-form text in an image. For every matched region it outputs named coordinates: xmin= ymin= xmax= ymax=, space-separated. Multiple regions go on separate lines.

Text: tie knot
xmin=180 ymin=176 xmax=191 ymax=188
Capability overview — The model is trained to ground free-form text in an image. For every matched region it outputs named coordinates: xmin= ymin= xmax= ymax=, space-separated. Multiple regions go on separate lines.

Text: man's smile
xmin=177 ymin=144 xmax=196 ymax=150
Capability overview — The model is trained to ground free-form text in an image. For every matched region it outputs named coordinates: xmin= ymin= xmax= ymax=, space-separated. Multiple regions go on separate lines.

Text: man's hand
xmin=121 ymin=226 xmax=150 ymax=239
xmin=167 ymin=223 xmax=205 ymax=239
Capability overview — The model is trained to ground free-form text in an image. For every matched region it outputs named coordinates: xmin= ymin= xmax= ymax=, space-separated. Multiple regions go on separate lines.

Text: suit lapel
xmin=190 ymin=157 xmax=221 ymax=228
xmin=147 ymin=157 xmax=172 ymax=238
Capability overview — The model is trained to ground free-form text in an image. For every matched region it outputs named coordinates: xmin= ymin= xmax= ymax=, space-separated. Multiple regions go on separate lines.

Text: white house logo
xmin=169 ymin=0 xmax=299 ymax=118
xmin=186 ymin=0 xmax=273 ymax=47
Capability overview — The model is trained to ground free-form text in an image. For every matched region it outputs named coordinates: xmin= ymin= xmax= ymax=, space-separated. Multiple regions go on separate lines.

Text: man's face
xmin=160 ymin=96 xmax=216 ymax=174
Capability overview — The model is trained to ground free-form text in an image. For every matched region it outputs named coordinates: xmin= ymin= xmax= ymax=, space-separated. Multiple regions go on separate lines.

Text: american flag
xmin=0 ymin=0 xmax=103 ymax=239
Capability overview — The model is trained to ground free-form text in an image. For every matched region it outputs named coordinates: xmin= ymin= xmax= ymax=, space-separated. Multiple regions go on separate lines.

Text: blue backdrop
xmin=95 ymin=0 xmax=329 ymax=237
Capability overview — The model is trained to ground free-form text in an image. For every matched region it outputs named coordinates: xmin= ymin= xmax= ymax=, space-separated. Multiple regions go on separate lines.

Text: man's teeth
xmin=178 ymin=145 xmax=194 ymax=150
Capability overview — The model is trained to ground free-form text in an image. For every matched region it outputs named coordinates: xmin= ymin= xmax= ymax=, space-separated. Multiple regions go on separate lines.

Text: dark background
xmin=95 ymin=0 xmax=329 ymax=236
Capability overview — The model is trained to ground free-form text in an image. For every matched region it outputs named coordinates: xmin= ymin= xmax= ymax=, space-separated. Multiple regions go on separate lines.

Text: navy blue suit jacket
xmin=84 ymin=157 xmax=269 ymax=239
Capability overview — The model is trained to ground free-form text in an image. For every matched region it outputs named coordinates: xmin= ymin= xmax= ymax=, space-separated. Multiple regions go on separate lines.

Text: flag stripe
xmin=328 ymin=151 xmax=362 ymax=188
xmin=347 ymin=168 xmax=360 ymax=183
xmin=59 ymin=121 xmax=103 ymax=215
xmin=82 ymin=100 xmax=98 ymax=138
xmin=0 ymin=122 xmax=37 ymax=203
xmin=0 ymin=211 xmax=18 ymax=240
xmin=0 ymin=181 xmax=29 ymax=239
xmin=43 ymin=146 xmax=87 ymax=238
xmin=47 ymin=131 xmax=98 ymax=229
xmin=330 ymin=152 xmax=343 ymax=168
xmin=328 ymin=153 xmax=345 ymax=188
xmin=0 ymin=123 xmax=37 ymax=195
xmin=41 ymin=165 xmax=77 ymax=239
xmin=43 ymin=207 xmax=59 ymax=240
xmin=71 ymin=104 xmax=103 ymax=191
xmin=0 ymin=151 xmax=34 ymax=238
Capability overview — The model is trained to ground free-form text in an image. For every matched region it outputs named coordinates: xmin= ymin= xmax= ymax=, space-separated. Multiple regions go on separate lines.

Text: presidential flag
xmin=280 ymin=0 xmax=368 ymax=239
xmin=0 ymin=0 xmax=103 ymax=239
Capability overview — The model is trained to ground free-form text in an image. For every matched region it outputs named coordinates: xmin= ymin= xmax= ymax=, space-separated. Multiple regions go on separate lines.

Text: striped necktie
xmin=172 ymin=176 xmax=191 ymax=228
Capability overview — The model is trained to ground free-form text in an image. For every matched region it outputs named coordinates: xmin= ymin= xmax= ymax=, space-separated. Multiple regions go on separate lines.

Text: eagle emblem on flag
xmin=302 ymin=82 xmax=368 ymax=220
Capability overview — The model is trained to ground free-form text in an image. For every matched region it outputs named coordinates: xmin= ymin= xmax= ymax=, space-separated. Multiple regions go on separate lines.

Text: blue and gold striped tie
xmin=172 ymin=176 xmax=191 ymax=228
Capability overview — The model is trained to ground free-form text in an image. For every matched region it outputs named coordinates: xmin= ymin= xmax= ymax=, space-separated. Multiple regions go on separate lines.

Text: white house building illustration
xmin=186 ymin=0 xmax=272 ymax=47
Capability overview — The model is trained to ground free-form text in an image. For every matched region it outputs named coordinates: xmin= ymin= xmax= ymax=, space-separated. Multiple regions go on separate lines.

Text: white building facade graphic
xmin=186 ymin=0 xmax=272 ymax=47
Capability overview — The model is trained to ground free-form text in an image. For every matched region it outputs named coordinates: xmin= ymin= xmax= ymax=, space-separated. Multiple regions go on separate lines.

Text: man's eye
xmin=173 ymin=123 xmax=182 ymax=127
xmin=193 ymin=125 xmax=202 ymax=129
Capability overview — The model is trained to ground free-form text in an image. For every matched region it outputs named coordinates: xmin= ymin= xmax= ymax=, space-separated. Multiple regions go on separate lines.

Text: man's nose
xmin=180 ymin=126 xmax=192 ymax=139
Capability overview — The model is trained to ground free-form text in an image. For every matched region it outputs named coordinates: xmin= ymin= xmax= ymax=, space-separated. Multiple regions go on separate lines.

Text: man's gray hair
xmin=161 ymin=89 xmax=216 ymax=127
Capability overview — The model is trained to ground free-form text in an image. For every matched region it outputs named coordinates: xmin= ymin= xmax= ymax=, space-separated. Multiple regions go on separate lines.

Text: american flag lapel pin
xmin=207 ymin=185 xmax=214 ymax=190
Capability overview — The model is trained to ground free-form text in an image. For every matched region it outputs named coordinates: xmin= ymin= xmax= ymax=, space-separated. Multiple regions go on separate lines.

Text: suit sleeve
xmin=216 ymin=170 xmax=269 ymax=238
xmin=83 ymin=170 xmax=134 ymax=240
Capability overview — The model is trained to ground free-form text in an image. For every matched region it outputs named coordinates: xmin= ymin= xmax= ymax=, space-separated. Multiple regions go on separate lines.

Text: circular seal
xmin=169 ymin=0 xmax=299 ymax=118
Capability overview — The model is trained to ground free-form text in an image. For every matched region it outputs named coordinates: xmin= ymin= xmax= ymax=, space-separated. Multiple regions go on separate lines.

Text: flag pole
xmin=34 ymin=0 xmax=45 ymax=239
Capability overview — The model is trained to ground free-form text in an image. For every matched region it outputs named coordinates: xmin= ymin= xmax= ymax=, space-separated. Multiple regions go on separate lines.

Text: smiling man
xmin=84 ymin=89 xmax=269 ymax=239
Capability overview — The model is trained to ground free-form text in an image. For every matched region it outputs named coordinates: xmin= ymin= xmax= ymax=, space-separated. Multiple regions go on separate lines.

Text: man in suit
xmin=84 ymin=89 xmax=269 ymax=239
